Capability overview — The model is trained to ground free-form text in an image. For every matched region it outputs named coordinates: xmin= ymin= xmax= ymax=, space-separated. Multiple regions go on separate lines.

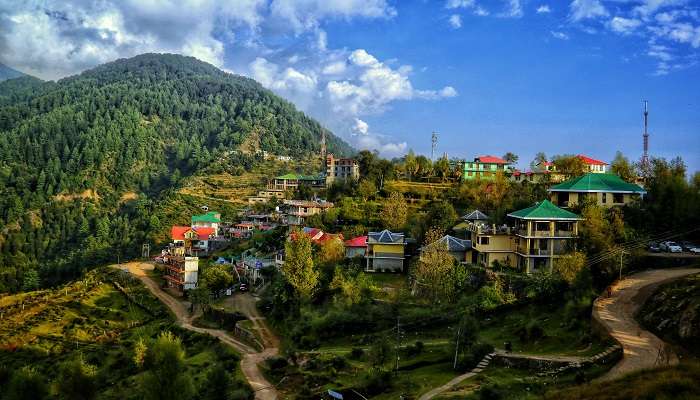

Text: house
xmin=344 ymin=236 xmax=367 ymax=258
xmin=191 ymin=211 xmax=221 ymax=235
xmin=463 ymin=155 xmax=513 ymax=181
xmin=162 ymin=254 xmax=199 ymax=292
xmin=282 ymin=199 xmax=334 ymax=225
xmin=171 ymin=226 xmax=215 ymax=254
xmin=269 ymin=173 xmax=326 ymax=191
xmin=511 ymin=169 xmax=551 ymax=184
xmin=366 ymin=230 xmax=406 ymax=272
xmin=420 ymin=235 xmax=472 ymax=263
xmin=291 ymin=227 xmax=343 ymax=244
xmin=577 ymin=155 xmax=608 ymax=174
xmin=325 ymin=154 xmax=360 ymax=186
xmin=467 ymin=223 xmax=517 ymax=268
xmin=248 ymin=189 xmax=286 ymax=204
xmin=548 ymin=173 xmax=647 ymax=208
xmin=508 ymin=200 xmax=582 ymax=273
xmin=462 ymin=209 xmax=489 ymax=224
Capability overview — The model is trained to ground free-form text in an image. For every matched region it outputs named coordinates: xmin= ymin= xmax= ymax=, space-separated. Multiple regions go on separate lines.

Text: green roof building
xmin=548 ymin=173 xmax=646 ymax=208
xmin=191 ymin=211 xmax=221 ymax=235
xmin=270 ymin=173 xmax=326 ymax=191
xmin=507 ymin=200 xmax=582 ymax=274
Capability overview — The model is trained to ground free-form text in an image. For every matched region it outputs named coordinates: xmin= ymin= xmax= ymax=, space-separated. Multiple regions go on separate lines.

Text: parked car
xmin=680 ymin=241 xmax=697 ymax=252
xmin=660 ymin=241 xmax=683 ymax=253
xmin=689 ymin=246 xmax=700 ymax=254
xmin=648 ymin=242 xmax=661 ymax=253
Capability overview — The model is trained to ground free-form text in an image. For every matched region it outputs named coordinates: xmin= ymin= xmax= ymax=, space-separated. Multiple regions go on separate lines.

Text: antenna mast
xmin=642 ymin=100 xmax=649 ymax=167
xmin=431 ymin=132 xmax=438 ymax=161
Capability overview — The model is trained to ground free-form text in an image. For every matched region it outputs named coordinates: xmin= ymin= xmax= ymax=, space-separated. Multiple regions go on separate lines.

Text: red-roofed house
xmin=171 ymin=226 xmax=215 ymax=254
xmin=463 ymin=155 xmax=514 ymax=181
xmin=344 ymin=236 xmax=367 ymax=258
xmin=576 ymin=155 xmax=608 ymax=173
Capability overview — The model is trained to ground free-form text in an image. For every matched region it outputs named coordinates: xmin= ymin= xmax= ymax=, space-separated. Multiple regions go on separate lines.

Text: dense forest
xmin=0 ymin=53 xmax=352 ymax=292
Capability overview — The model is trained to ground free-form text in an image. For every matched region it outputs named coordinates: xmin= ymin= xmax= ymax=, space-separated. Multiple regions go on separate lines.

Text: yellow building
xmin=468 ymin=224 xmax=517 ymax=268
xmin=548 ymin=173 xmax=647 ymax=208
xmin=366 ymin=229 xmax=405 ymax=272
xmin=508 ymin=200 xmax=582 ymax=273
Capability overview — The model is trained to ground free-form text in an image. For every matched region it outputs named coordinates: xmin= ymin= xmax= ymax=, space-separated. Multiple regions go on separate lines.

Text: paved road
xmin=593 ymin=267 xmax=700 ymax=381
xmin=114 ymin=262 xmax=279 ymax=399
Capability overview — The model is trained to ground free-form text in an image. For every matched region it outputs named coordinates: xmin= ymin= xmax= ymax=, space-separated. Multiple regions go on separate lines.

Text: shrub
xmin=265 ymin=357 xmax=288 ymax=371
xmin=478 ymin=384 xmax=503 ymax=400
xmin=360 ymin=368 xmax=393 ymax=396
xmin=349 ymin=347 xmax=365 ymax=359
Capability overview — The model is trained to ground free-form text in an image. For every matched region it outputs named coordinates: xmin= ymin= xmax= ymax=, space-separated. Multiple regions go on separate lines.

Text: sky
xmin=1 ymin=0 xmax=699 ymax=172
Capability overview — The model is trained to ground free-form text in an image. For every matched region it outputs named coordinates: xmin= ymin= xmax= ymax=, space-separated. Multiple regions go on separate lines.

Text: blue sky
xmin=1 ymin=0 xmax=699 ymax=172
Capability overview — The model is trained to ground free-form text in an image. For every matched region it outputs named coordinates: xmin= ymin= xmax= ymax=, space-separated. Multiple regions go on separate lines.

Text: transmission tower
xmin=641 ymin=100 xmax=650 ymax=169
xmin=431 ymin=132 xmax=438 ymax=161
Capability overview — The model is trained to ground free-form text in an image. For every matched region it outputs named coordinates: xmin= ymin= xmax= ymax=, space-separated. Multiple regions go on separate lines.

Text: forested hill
xmin=0 ymin=53 xmax=351 ymax=292
xmin=0 ymin=63 xmax=25 ymax=81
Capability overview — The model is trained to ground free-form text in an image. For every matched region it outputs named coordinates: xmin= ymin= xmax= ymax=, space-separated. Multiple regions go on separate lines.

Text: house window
xmin=479 ymin=237 xmax=490 ymax=245
xmin=613 ymin=193 xmax=624 ymax=203
xmin=602 ymin=193 xmax=607 ymax=203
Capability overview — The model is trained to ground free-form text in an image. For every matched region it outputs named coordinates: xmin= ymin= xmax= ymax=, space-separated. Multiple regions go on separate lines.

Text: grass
xmin=0 ymin=268 xmax=251 ymax=399
xmin=478 ymin=302 xmax=609 ymax=357
xmin=544 ymin=361 xmax=700 ymax=400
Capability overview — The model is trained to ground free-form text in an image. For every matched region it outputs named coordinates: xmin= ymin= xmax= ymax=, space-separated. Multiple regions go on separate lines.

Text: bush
xmin=517 ymin=321 xmax=545 ymax=343
xmin=405 ymin=341 xmax=425 ymax=357
xmin=360 ymin=368 xmax=393 ymax=396
xmin=265 ymin=357 xmax=288 ymax=371
xmin=478 ymin=384 xmax=503 ymax=400
xmin=349 ymin=347 xmax=365 ymax=359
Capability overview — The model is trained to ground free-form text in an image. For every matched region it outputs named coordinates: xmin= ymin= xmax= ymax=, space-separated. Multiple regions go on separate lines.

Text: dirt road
xmin=593 ymin=267 xmax=700 ymax=381
xmin=114 ymin=262 xmax=279 ymax=399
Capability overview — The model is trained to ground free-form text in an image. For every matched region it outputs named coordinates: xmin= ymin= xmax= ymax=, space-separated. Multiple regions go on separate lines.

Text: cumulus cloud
xmin=569 ymin=0 xmax=608 ymax=22
xmin=551 ymin=31 xmax=570 ymax=40
xmin=500 ymin=0 xmax=523 ymax=18
xmin=609 ymin=17 xmax=642 ymax=34
xmin=449 ymin=14 xmax=462 ymax=28
xmin=446 ymin=0 xmax=476 ymax=9
xmin=351 ymin=120 xmax=407 ymax=157
xmin=270 ymin=0 xmax=396 ymax=32
xmin=536 ymin=5 xmax=551 ymax=14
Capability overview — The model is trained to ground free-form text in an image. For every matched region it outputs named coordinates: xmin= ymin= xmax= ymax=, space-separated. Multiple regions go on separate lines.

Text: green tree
xmin=380 ymin=192 xmax=408 ymax=231
xmin=4 ymin=367 xmax=49 ymax=400
xmin=21 ymin=268 xmax=40 ymax=291
xmin=552 ymin=154 xmax=587 ymax=177
xmin=200 ymin=364 xmax=233 ymax=400
xmin=553 ymin=251 xmax=587 ymax=284
xmin=318 ymin=237 xmax=345 ymax=265
xmin=425 ymin=200 xmax=457 ymax=232
xmin=283 ymin=229 xmax=319 ymax=300
xmin=188 ymin=286 xmax=212 ymax=313
xmin=55 ymin=357 xmax=98 ymax=400
xmin=142 ymin=332 xmax=195 ymax=400
xmin=357 ymin=179 xmax=376 ymax=201
xmin=200 ymin=264 xmax=233 ymax=292
xmin=502 ymin=152 xmax=518 ymax=164
xmin=414 ymin=227 xmax=457 ymax=301
xmin=368 ymin=338 xmax=392 ymax=368
xmin=330 ymin=266 xmax=375 ymax=307
xmin=611 ymin=151 xmax=636 ymax=182
xmin=434 ymin=156 xmax=451 ymax=182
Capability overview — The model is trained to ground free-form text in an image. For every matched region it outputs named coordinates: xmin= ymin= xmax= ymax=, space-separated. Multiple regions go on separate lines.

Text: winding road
xmin=593 ymin=267 xmax=700 ymax=381
xmin=114 ymin=262 xmax=279 ymax=399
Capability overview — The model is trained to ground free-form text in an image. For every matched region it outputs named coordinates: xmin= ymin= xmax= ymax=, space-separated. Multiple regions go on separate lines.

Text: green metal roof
xmin=275 ymin=173 xmax=323 ymax=181
xmin=191 ymin=211 xmax=221 ymax=223
xmin=508 ymin=200 xmax=582 ymax=220
xmin=548 ymin=173 xmax=646 ymax=194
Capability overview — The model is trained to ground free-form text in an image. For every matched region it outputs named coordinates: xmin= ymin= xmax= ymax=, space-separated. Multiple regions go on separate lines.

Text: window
xmin=602 ymin=193 xmax=607 ymax=203
xmin=613 ymin=193 xmax=624 ymax=203
xmin=479 ymin=237 xmax=490 ymax=245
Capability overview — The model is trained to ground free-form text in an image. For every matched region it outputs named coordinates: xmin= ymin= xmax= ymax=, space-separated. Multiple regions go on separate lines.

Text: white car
xmin=661 ymin=241 xmax=683 ymax=253
xmin=690 ymin=247 xmax=700 ymax=254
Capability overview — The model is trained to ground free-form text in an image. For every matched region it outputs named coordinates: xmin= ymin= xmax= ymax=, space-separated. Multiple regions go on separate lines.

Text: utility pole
xmin=431 ymin=132 xmax=438 ymax=161
xmin=642 ymin=100 xmax=650 ymax=169
xmin=395 ymin=315 xmax=401 ymax=374
xmin=619 ymin=249 xmax=627 ymax=281
xmin=453 ymin=323 xmax=461 ymax=370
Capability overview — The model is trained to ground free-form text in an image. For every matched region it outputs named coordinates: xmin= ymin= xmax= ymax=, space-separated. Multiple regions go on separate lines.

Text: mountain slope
xmin=0 ymin=53 xmax=351 ymax=292
xmin=0 ymin=63 xmax=24 ymax=81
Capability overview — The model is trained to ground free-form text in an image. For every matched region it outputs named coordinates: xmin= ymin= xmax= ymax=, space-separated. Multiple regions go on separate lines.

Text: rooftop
xmin=345 ymin=235 xmax=368 ymax=247
xmin=549 ymin=173 xmax=647 ymax=194
xmin=171 ymin=226 xmax=216 ymax=240
xmin=276 ymin=173 xmax=324 ymax=181
xmin=577 ymin=154 xmax=608 ymax=166
xmin=283 ymin=199 xmax=334 ymax=208
xmin=508 ymin=200 xmax=582 ymax=220
xmin=422 ymin=235 xmax=472 ymax=252
xmin=475 ymin=155 xmax=509 ymax=164
xmin=462 ymin=209 xmax=489 ymax=221
xmin=368 ymin=229 xmax=405 ymax=244
xmin=191 ymin=211 xmax=221 ymax=223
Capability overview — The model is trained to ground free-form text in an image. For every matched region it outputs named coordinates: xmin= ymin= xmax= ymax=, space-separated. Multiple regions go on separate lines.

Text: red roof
xmin=476 ymin=155 xmax=509 ymax=164
xmin=171 ymin=226 xmax=215 ymax=240
xmin=317 ymin=232 xmax=344 ymax=243
xmin=344 ymin=236 xmax=368 ymax=247
xmin=576 ymin=154 xmax=608 ymax=166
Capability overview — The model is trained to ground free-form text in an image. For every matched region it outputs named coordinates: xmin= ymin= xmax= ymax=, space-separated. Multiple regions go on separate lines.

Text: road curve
xmin=113 ymin=262 xmax=279 ymax=399
xmin=593 ymin=267 xmax=700 ymax=381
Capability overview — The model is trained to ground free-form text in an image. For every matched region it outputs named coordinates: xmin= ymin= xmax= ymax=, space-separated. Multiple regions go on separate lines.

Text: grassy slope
xmin=0 ymin=268 xmax=249 ymax=399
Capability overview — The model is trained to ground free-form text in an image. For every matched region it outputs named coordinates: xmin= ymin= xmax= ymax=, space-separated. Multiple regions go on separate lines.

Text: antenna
xmin=642 ymin=100 xmax=650 ymax=168
xmin=431 ymin=132 xmax=438 ymax=161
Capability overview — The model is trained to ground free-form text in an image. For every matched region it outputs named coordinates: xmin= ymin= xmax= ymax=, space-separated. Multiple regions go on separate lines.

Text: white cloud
xmin=270 ymin=0 xmax=396 ymax=32
xmin=446 ymin=0 xmax=476 ymax=9
xmin=474 ymin=6 xmax=490 ymax=16
xmin=536 ymin=5 xmax=551 ymax=14
xmin=633 ymin=0 xmax=687 ymax=19
xmin=322 ymin=60 xmax=347 ymax=75
xmin=501 ymin=0 xmax=523 ymax=18
xmin=352 ymin=118 xmax=369 ymax=135
xmin=609 ymin=17 xmax=642 ymax=34
xmin=569 ymin=0 xmax=608 ymax=22
xmin=449 ymin=14 xmax=462 ymax=28
xmin=551 ymin=31 xmax=570 ymax=40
